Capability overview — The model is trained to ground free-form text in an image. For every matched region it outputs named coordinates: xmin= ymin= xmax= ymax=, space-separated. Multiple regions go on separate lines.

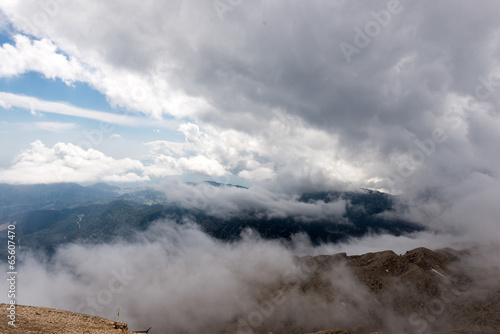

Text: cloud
xmin=0 ymin=3 xmax=498 ymax=331
xmin=0 ymin=34 xmax=86 ymax=83
xmin=0 ymin=92 xmax=178 ymax=128
xmin=1 ymin=220 xmax=497 ymax=333
xmin=0 ymin=140 xmax=148 ymax=184
xmin=178 ymin=155 xmax=226 ymax=176
xmin=146 ymin=118 xmax=368 ymax=192
xmin=0 ymin=140 xmax=233 ymax=184
xmin=3 ymin=222 xmax=300 ymax=332
xmin=153 ymin=178 xmax=347 ymax=220
xmin=0 ymin=221 xmax=386 ymax=333
xmin=0 ymin=0 xmax=499 ymax=243
xmin=0 ymin=98 xmax=11 ymax=109
xmin=0 ymin=33 xmax=212 ymax=119
xmin=29 ymin=122 xmax=77 ymax=132
xmin=0 ymin=1 xmax=499 ymax=196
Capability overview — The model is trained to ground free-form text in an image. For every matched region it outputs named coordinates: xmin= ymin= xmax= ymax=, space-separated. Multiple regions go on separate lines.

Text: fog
xmin=2 ymin=217 xmax=498 ymax=333
xmin=153 ymin=178 xmax=348 ymax=221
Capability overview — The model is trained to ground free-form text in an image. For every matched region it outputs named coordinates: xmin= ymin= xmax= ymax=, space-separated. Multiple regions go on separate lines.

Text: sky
xmin=0 ymin=0 xmax=499 ymax=237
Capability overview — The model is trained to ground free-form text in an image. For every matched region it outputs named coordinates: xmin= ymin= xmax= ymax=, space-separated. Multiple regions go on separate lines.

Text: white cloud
xmin=146 ymin=119 xmax=368 ymax=191
xmin=238 ymin=166 xmax=275 ymax=182
xmin=0 ymin=140 xmax=234 ymax=184
xmin=31 ymin=122 xmax=77 ymax=132
xmin=0 ymin=92 xmax=178 ymax=128
xmin=0 ymin=98 xmax=11 ymax=109
xmin=153 ymin=179 xmax=347 ymax=220
xmin=144 ymin=154 xmax=227 ymax=178
xmin=0 ymin=33 xmax=213 ymax=119
xmin=0 ymin=34 xmax=86 ymax=83
xmin=0 ymin=140 xmax=148 ymax=184
xmin=179 ymin=155 xmax=226 ymax=177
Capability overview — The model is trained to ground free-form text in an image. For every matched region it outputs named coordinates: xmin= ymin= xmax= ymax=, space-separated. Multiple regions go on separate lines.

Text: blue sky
xmin=0 ymin=27 xmax=185 ymax=175
xmin=0 ymin=70 xmax=181 ymax=169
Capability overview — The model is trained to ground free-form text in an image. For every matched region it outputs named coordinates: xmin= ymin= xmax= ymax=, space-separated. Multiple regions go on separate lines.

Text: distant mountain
xmin=117 ymin=189 xmax=167 ymax=205
xmin=3 ymin=187 xmax=424 ymax=256
xmin=0 ymin=182 xmax=168 ymax=217
xmin=9 ymin=200 xmax=168 ymax=255
xmin=0 ymin=183 xmax=114 ymax=217
xmin=197 ymin=188 xmax=420 ymax=243
xmin=203 ymin=181 xmax=248 ymax=189
xmin=187 ymin=180 xmax=248 ymax=189
xmin=86 ymin=182 xmax=121 ymax=192
xmin=299 ymin=188 xmax=396 ymax=215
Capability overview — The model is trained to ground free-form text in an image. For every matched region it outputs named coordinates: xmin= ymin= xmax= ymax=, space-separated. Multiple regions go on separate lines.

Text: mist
xmin=153 ymin=178 xmax=348 ymax=221
xmin=2 ymin=217 xmax=498 ymax=333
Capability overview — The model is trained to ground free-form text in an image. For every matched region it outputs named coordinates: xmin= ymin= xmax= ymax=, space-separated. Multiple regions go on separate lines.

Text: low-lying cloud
xmin=2 ymin=219 xmax=497 ymax=333
xmin=154 ymin=179 xmax=347 ymax=221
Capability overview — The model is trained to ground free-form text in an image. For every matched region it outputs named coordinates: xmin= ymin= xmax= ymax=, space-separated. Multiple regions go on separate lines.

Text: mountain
xmin=5 ymin=197 xmax=423 ymax=257
xmin=9 ymin=200 xmax=168 ymax=255
xmin=86 ymin=182 xmax=121 ymax=193
xmin=0 ymin=182 xmax=168 ymax=217
xmin=0 ymin=183 xmax=424 ymax=256
xmin=299 ymin=188 xmax=396 ymax=215
xmin=202 ymin=180 xmax=248 ymax=189
xmin=0 ymin=183 xmax=114 ymax=217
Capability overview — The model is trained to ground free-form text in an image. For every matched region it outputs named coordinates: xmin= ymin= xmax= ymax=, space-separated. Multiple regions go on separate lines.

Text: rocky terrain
xmin=0 ymin=304 xmax=132 ymax=333
xmin=2 ymin=247 xmax=499 ymax=334
xmin=223 ymin=246 xmax=500 ymax=334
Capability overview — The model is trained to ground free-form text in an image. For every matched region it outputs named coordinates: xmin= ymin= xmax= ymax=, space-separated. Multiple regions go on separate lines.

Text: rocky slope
xmin=0 ymin=304 xmax=132 ymax=334
xmin=225 ymin=246 xmax=500 ymax=334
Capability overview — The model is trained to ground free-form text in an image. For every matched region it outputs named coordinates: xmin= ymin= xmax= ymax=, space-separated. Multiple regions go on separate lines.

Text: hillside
xmin=0 ymin=304 xmax=132 ymax=334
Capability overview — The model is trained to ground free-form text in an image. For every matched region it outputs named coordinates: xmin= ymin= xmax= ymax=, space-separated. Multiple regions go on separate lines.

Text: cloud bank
xmin=1 ymin=220 xmax=497 ymax=333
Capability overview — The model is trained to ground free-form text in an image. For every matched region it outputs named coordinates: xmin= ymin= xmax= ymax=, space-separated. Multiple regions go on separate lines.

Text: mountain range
xmin=0 ymin=183 xmax=424 ymax=256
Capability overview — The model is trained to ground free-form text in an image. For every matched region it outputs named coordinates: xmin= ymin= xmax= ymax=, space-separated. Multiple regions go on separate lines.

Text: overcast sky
xmin=0 ymin=1 xmax=499 ymax=232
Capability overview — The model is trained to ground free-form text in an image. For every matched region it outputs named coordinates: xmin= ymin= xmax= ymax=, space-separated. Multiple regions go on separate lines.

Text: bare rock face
xmin=292 ymin=247 xmax=500 ymax=334
xmin=0 ymin=304 xmax=132 ymax=334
